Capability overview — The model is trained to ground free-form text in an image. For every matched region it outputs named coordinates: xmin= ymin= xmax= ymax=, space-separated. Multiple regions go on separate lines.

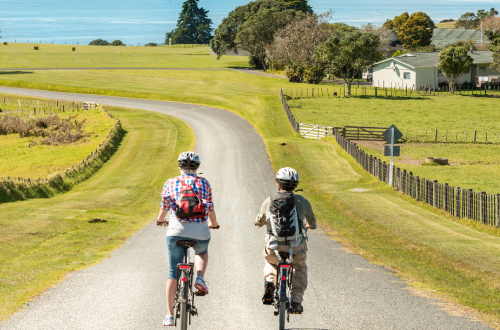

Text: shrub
xmin=89 ymin=39 xmax=110 ymax=46
xmin=303 ymin=66 xmax=325 ymax=84
xmin=110 ymin=40 xmax=125 ymax=46
xmin=145 ymin=42 xmax=158 ymax=47
xmin=285 ymin=63 xmax=305 ymax=82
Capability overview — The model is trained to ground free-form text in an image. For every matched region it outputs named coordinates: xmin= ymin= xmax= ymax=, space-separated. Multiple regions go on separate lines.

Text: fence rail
xmin=279 ymin=89 xmax=500 ymax=227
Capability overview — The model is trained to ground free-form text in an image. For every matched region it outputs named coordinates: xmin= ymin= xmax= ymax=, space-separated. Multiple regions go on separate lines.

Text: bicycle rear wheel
xmin=279 ymin=302 xmax=286 ymax=330
xmin=179 ymin=271 xmax=189 ymax=330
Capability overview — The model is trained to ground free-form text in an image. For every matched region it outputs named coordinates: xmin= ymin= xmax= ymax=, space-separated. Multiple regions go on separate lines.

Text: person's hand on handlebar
xmin=156 ymin=218 xmax=168 ymax=226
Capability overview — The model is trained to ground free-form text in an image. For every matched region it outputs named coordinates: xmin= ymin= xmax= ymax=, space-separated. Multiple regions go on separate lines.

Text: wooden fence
xmin=279 ymin=89 xmax=500 ymax=227
xmin=334 ymin=129 xmax=500 ymax=227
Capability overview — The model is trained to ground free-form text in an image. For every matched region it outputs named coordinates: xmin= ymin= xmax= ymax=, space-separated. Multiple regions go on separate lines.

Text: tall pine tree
xmin=166 ymin=0 xmax=213 ymax=44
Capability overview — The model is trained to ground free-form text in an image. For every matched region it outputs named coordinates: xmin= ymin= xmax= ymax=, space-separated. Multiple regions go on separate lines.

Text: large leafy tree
xmin=398 ymin=12 xmax=434 ymax=51
xmin=438 ymin=46 xmax=474 ymax=94
xmin=269 ymin=13 xmax=333 ymax=68
xmin=314 ymin=30 xmax=383 ymax=95
xmin=455 ymin=8 xmax=498 ymax=29
xmin=491 ymin=45 xmax=500 ymax=73
xmin=383 ymin=12 xmax=409 ymax=32
xmin=166 ymin=0 xmax=212 ymax=44
xmin=277 ymin=0 xmax=312 ymax=13
xmin=236 ymin=8 xmax=304 ymax=69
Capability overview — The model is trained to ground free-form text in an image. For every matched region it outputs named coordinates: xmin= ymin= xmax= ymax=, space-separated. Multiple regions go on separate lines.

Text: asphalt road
xmin=0 ymin=87 xmax=492 ymax=330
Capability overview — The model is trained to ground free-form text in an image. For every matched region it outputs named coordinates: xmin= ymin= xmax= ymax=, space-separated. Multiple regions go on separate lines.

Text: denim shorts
xmin=166 ymin=236 xmax=210 ymax=279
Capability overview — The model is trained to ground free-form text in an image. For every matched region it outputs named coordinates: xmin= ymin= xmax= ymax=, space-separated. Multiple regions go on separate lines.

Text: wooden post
xmin=497 ymin=194 xmax=500 ymax=227
xmin=433 ymin=180 xmax=438 ymax=208
xmin=474 ymin=130 xmax=477 ymax=143
xmin=444 ymin=183 xmax=449 ymax=212
xmin=455 ymin=187 xmax=461 ymax=218
xmin=435 ymin=129 xmax=438 ymax=142
xmin=481 ymin=192 xmax=487 ymax=224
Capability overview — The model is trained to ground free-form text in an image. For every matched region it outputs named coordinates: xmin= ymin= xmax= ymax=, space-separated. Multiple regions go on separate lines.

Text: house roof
xmin=431 ymin=28 xmax=488 ymax=49
xmin=373 ymin=51 xmax=493 ymax=69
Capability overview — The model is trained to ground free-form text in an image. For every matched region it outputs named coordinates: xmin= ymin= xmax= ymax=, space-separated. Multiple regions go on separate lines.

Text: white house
xmin=372 ymin=51 xmax=497 ymax=90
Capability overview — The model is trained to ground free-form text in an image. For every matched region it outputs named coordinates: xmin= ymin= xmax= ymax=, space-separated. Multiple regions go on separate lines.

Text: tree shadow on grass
xmin=0 ymin=71 xmax=34 ymax=75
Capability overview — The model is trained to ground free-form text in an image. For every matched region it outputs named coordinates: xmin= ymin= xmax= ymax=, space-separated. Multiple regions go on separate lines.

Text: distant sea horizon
xmin=1 ymin=0 xmax=498 ymax=46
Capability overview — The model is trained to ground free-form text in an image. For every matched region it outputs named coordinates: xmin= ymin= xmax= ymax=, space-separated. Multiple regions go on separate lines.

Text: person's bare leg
xmin=195 ymin=253 xmax=208 ymax=278
xmin=166 ymin=279 xmax=177 ymax=315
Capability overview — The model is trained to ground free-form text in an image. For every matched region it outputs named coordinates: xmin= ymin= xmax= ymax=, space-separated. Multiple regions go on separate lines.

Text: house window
xmin=403 ymin=72 xmax=411 ymax=79
xmin=479 ymin=66 xmax=486 ymax=72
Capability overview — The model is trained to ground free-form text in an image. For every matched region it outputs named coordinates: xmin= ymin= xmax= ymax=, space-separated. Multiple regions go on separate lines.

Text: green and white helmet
xmin=276 ymin=167 xmax=299 ymax=190
xmin=178 ymin=151 xmax=201 ymax=170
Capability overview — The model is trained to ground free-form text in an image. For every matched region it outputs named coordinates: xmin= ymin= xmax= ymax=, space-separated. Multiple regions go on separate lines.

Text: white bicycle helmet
xmin=177 ymin=151 xmax=201 ymax=170
xmin=276 ymin=167 xmax=299 ymax=190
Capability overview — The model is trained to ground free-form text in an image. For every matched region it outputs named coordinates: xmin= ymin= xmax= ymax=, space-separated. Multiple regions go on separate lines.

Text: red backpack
xmin=175 ymin=177 xmax=206 ymax=219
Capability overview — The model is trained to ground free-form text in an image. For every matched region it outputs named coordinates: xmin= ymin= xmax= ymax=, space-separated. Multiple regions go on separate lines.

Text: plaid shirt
xmin=161 ymin=174 xmax=214 ymax=223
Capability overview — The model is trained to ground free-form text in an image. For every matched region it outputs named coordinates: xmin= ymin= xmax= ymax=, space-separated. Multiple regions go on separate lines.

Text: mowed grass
xmin=0 ymin=43 xmax=249 ymax=69
xmin=0 ymin=107 xmax=116 ymax=178
xmin=287 ymin=95 xmax=500 ymax=194
xmin=0 ymin=106 xmax=193 ymax=320
xmin=1 ymin=44 xmax=500 ymax=327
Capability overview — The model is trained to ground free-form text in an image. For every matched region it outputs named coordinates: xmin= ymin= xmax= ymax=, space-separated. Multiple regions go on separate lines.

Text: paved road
xmin=0 ymin=87 xmax=491 ymax=330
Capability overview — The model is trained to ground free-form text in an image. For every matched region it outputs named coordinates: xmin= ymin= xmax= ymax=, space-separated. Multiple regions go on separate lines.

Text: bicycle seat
xmin=278 ymin=252 xmax=290 ymax=260
xmin=176 ymin=240 xmax=197 ymax=249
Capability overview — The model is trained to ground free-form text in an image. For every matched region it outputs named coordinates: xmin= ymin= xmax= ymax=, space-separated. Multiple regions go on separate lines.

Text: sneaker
xmin=262 ymin=282 xmax=275 ymax=305
xmin=194 ymin=276 xmax=209 ymax=294
xmin=162 ymin=315 xmax=174 ymax=326
xmin=291 ymin=302 xmax=303 ymax=314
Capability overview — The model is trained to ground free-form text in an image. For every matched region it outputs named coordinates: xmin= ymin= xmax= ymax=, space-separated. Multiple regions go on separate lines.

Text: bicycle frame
xmin=174 ymin=242 xmax=198 ymax=329
xmin=273 ymin=251 xmax=294 ymax=330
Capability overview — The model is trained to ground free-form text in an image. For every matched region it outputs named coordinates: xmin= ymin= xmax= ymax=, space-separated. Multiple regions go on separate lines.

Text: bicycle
xmin=272 ymin=251 xmax=296 ymax=330
xmin=173 ymin=240 xmax=203 ymax=330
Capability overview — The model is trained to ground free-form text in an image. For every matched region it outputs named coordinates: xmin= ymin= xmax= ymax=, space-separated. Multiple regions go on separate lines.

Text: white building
xmin=372 ymin=51 xmax=497 ymax=90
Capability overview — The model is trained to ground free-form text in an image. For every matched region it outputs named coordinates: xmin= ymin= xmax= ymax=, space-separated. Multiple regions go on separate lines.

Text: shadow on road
xmin=0 ymin=71 xmax=34 ymax=75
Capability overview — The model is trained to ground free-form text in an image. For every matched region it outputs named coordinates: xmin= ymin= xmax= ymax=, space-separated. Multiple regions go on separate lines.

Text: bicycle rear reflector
xmin=282 ymin=275 xmax=286 ymax=281
xmin=281 ymin=265 xmax=291 ymax=268
xmin=179 ymin=265 xmax=190 ymax=269
xmin=182 ymin=277 xmax=187 ymax=283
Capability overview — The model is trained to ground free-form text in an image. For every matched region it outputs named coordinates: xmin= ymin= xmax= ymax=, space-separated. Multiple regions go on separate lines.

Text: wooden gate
xmin=341 ymin=126 xmax=396 ymax=141
xmin=299 ymin=123 xmax=335 ymax=139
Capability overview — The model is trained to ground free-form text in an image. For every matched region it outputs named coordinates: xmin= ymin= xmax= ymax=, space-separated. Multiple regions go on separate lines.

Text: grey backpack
xmin=267 ymin=191 xmax=301 ymax=245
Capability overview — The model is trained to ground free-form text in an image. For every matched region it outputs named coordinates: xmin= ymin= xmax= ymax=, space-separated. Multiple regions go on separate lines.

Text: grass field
xmin=0 ymin=44 xmax=499 ymax=327
xmin=0 ymin=106 xmax=193 ymax=320
xmin=287 ymin=95 xmax=500 ymax=194
xmin=0 ymin=43 xmax=248 ymax=69
xmin=0 ymin=105 xmax=116 ymax=179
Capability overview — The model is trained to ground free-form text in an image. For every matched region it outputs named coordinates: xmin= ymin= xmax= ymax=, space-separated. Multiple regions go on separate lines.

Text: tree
xmin=455 ymin=8 xmax=498 ymax=29
xmin=236 ymin=8 xmax=304 ymax=70
xmin=89 ymin=39 xmax=110 ymax=46
xmin=211 ymin=0 xmax=293 ymax=59
xmin=398 ymin=12 xmax=434 ymax=51
xmin=166 ymin=0 xmax=212 ymax=44
xmin=491 ymin=45 xmax=500 ymax=73
xmin=277 ymin=0 xmax=312 ymax=13
xmin=314 ymin=31 xmax=384 ymax=95
xmin=383 ymin=12 xmax=409 ymax=32
xmin=438 ymin=46 xmax=474 ymax=93
xmin=110 ymin=40 xmax=125 ymax=46
xmin=269 ymin=12 xmax=333 ymax=68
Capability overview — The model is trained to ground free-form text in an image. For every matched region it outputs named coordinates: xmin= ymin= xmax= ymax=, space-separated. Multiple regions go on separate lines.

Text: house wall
xmin=373 ymin=60 xmax=416 ymax=89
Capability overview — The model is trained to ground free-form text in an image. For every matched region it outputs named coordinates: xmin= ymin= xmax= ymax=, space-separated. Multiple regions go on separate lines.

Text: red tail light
xmin=182 ymin=277 xmax=187 ymax=282
xmin=282 ymin=275 xmax=286 ymax=281
xmin=281 ymin=265 xmax=291 ymax=269
xmin=179 ymin=265 xmax=190 ymax=270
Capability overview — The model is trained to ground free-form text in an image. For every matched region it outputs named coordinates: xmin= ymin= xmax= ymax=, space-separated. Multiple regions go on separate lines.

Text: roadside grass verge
xmin=1 ymin=45 xmax=499 ymax=326
xmin=286 ymin=96 xmax=500 ymax=194
xmin=0 ymin=106 xmax=193 ymax=320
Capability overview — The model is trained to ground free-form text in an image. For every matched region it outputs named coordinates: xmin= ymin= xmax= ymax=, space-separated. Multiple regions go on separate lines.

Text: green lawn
xmin=0 ymin=106 xmax=193 ymax=320
xmin=0 ymin=43 xmax=248 ymax=69
xmin=1 ymin=44 xmax=500 ymax=327
xmin=287 ymin=95 xmax=500 ymax=194
xmin=0 ymin=107 xmax=116 ymax=179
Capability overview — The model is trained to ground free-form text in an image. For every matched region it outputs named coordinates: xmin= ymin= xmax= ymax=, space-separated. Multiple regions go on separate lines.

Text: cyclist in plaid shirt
xmin=156 ymin=151 xmax=219 ymax=327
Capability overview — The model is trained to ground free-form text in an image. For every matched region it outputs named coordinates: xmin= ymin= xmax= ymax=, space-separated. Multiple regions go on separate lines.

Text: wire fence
xmin=279 ymin=89 xmax=500 ymax=227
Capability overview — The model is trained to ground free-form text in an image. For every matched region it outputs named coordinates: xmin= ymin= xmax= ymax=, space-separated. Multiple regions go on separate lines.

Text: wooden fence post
xmin=402 ymin=169 xmax=407 ymax=194
xmin=433 ymin=180 xmax=438 ymax=208
xmin=497 ymin=194 xmax=500 ymax=227
xmin=455 ymin=187 xmax=461 ymax=218
xmin=444 ymin=183 xmax=449 ymax=212
xmin=481 ymin=192 xmax=487 ymax=224
xmin=416 ymin=176 xmax=421 ymax=201
xmin=467 ymin=189 xmax=474 ymax=220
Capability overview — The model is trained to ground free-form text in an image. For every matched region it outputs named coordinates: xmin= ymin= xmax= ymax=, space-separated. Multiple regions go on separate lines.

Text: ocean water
xmin=0 ymin=0 xmax=498 ymax=45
